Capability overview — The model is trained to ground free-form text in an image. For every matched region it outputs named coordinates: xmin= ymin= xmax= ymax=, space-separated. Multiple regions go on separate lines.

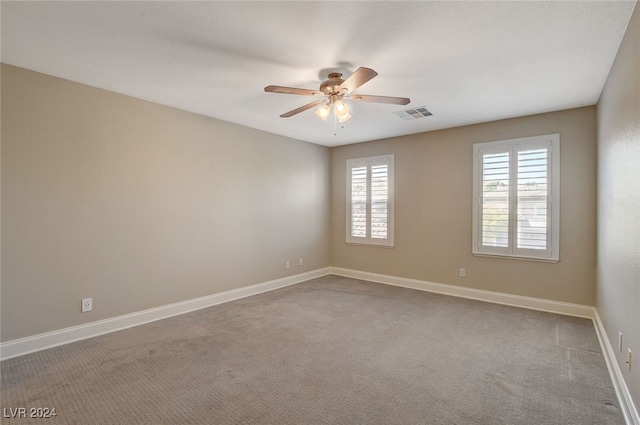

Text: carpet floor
xmin=1 ymin=275 xmax=624 ymax=424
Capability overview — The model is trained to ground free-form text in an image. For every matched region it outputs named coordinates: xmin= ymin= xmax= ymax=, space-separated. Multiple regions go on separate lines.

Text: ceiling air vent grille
xmin=394 ymin=106 xmax=432 ymax=120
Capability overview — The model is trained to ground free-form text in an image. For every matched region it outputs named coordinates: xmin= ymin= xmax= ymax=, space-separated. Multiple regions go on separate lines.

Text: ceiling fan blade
xmin=279 ymin=100 xmax=326 ymax=118
xmin=350 ymin=94 xmax=410 ymax=105
xmin=265 ymin=85 xmax=323 ymax=96
xmin=339 ymin=67 xmax=378 ymax=93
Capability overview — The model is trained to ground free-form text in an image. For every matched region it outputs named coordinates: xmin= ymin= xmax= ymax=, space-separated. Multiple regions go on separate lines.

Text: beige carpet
xmin=1 ymin=275 xmax=624 ymax=424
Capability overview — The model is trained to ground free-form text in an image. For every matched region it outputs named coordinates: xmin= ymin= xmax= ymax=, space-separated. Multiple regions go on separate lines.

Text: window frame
xmin=472 ymin=134 xmax=560 ymax=262
xmin=346 ymin=154 xmax=395 ymax=247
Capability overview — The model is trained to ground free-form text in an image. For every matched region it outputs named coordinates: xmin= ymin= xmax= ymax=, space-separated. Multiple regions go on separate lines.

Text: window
xmin=472 ymin=134 xmax=560 ymax=261
xmin=346 ymin=154 xmax=394 ymax=247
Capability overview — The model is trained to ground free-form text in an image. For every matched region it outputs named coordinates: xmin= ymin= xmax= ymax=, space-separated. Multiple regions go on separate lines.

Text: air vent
xmin=394 ymin=106 xmax=432 ymax=120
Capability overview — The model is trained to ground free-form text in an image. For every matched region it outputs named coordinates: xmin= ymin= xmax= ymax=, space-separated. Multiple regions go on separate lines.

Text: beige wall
xmin=1 ymin=64 xmax=331 ymax=341
xmin=0 ymin=63 xmax=604 ymax=345
xmin=597 ymin=2 xmax=640 ymax=411
xmin=331 ymin=107 xmax=597 ymax=305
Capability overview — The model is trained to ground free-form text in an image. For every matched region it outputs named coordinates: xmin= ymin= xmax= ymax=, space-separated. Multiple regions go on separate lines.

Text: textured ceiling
xmin=1 ymin=1 xmax=636 ymax=147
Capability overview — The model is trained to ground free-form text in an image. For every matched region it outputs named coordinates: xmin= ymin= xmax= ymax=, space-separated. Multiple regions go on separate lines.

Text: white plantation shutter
xmin=516 ymin=147 xmax=549 ymax=250
xmin=346 ymin=155 xmax=394 ymax=246
xmin=370 ymin=164 xmax=389 ymax=239
xmin=481 ymin=150 xmax=510 ymax=249
xmin=473 ymin=135 xmax=559 ymax=261
xmin=350 ymin=166 xmax=367 ymax=238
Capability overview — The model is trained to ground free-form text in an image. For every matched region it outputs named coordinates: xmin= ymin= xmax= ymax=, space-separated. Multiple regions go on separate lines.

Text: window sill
xmin=472 ymin=252 xmax=559 ymax=263
xmin=346 ymin=242 xmax=395 ymax=249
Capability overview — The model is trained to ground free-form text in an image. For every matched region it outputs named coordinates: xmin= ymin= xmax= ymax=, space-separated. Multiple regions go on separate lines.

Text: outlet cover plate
xmin=82 ymin=298 xmax=92 ymax=313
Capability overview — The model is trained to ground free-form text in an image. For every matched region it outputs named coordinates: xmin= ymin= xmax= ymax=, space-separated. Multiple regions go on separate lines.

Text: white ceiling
xmin=1 ymin=1 xmax=636 ymax=147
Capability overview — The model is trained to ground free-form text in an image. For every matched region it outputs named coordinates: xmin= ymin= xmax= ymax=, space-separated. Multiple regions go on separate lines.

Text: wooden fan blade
xmin=265 ymin=85 xmax=323 ymax=96
xmin=280 ymin=100 xmax=326 ymax=118
xmin=338 ymin=67 xmax=378 ymax=93
xmin=350 ymin=94 xmax=410 ymax=105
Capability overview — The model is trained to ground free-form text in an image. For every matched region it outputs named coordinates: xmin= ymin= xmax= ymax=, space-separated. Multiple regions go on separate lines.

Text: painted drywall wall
xmin=331 ymin=107 xmax=597 ymax=306
xmin=597 ymin=1 xmax=640 ymax=412
xmin=1 ymin=64 xmax=331 ymax=342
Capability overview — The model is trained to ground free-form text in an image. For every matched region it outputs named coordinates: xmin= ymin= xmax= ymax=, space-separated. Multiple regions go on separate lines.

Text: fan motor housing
xmin=320 ymin=73 xmax=346 ymax=95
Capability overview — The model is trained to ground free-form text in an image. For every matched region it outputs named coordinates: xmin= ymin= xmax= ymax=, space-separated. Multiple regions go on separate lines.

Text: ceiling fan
xmin=264 ymin=67 xmax=410 ymax=123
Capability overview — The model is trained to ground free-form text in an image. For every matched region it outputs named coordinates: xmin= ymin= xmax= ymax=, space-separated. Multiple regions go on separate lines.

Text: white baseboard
xmin=0 ymin=267 xmax=332 ymax=361
xmin=593 ymin=310 xmax=640 ymax=425
xmin=330 ymin=267 xmax=595 ymax=318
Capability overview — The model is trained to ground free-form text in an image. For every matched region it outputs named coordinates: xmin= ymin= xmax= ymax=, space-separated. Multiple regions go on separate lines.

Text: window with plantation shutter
xmin=346 ymin=155 xmax=394 ymax=247
xmin=473 ymin=134 xmax=560 ymax=261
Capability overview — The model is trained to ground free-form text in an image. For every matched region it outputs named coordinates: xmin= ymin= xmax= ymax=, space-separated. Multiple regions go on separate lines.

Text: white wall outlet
xmin=81 ymin=298 xmax=92 ymax=313
xmin=459 ymin=268 xmax=466 ymax=278
xmin=285 ymin=261 xmax=290 ymax=269
xmin=298 ymin=258 xmax=303 ymax=266
xmin=627 ymin=349 xmax=632 ymax=371
xmin=618 ymin=332 xmax=623 ymax=352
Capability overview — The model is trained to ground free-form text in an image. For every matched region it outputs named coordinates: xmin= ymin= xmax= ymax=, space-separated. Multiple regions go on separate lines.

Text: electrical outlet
xmin=627 ymin=349 xmax=632 ymax=371
xmin=619 ymin=332 xmax=623 ymax=352
xmin=298 ymin=258 xmax=303 ymax=266
xmin=285 ymin=261 xmax=290 ymax=269
xmin=459 ymin=268 xmax=466 ymax=278
xmin=81 ymin=298 xmax=92 ymax=313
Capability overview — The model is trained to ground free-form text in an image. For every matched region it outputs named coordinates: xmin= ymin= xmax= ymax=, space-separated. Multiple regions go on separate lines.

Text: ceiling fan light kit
xmin=264 ymin=67 xmax=410 ymax=126
xmin=315 ymin=104 xmax=331 ymax=121
xmin=334 ymin=100 xmax=348 ymax=116
xmin=338 ymin=112 xmax=352 ymax=124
